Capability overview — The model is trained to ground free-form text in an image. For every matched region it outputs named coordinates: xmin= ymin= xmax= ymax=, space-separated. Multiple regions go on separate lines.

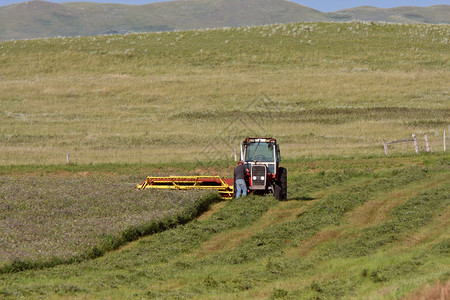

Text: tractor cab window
xmin=245 ymin=142 xmax=275 ymax=162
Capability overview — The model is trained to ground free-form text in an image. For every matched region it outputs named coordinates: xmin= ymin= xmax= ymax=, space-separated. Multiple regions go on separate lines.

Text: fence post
xmin=66 ymin=153 xmax=70 ymax=164
xmin=383 ymin=140 xmax=389 ymax=156
xmin=412 ymin=134 xmax=419 ymax=154
xmin=234 ymin=148 xmax=237 ymax=161
xmin=424 ymin=135 xmax=430 ymax=153
xmin=444 ymin=130 xmax=447 ymax=152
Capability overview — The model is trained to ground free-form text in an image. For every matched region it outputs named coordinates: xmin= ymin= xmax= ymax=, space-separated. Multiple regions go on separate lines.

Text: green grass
xmin=0 ymin=154 xmax=448 ymax=299
xmin=0 ymin=21 xmax=449 ymax=299
xmin=1 ymin=22 xmax=449 ymax=164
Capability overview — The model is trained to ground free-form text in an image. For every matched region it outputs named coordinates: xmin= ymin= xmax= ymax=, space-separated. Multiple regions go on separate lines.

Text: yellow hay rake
xmin=136 ymin=176 xmax=234 ymax=199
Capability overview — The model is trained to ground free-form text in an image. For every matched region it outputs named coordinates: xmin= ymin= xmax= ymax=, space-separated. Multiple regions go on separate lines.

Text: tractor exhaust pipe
xmin=240 ymin=141 xmax=244 ymax=162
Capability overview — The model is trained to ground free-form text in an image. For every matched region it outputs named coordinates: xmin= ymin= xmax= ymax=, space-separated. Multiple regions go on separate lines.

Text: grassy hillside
xmin=0 ymin=0 xmax=328 ymax=40
xmin=0 ymin=154 xmax=448 ymax=298
xmin=1 ymin=22 xmax=449 ymax=165
xmin=330 ymin=5 xmax=450 ymax=24
xmin=0 ymin=1 xmax=449 ymax=41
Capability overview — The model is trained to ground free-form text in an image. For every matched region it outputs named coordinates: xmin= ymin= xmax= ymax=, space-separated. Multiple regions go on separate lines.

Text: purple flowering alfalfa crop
xmin=0 ymin=175 xmax=207 ymax=266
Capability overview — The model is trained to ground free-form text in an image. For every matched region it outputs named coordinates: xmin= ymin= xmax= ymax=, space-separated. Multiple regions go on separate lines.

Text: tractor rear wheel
xmin=274 ymin=167 xmax=287 ymax=200
xmin=279 ymin=167 xmax=287 ymax=200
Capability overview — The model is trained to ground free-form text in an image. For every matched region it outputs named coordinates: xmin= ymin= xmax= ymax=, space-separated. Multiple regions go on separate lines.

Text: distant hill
xmin=0 ymin=0 xmax=448 ymax=41
xmin=330 ymin=5 xmax=450 ymax=24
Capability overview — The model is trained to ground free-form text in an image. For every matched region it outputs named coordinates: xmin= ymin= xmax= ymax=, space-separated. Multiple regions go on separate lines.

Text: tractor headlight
xmin=253 ymin=176 xmax=257 ymax=180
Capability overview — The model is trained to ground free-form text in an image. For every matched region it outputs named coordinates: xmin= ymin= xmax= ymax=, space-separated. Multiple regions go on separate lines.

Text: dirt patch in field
xmin=401 ymin=280 xmax=450 ymax=300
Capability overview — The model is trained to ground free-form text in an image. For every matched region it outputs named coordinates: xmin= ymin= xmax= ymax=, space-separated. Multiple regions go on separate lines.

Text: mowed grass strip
xmin=0 ymin=156 xmax=448 ymax=299
xmin=290 ymin=172 xmax=450 ymax=257
xmin=243 ymin=175 xmax=449 ymax=299
xmin=197 ymin=200 xmax=307 ymax=255
xmin=212 ymin=166 xmax=430 ymax=265
xmin=327 ymin=183 xmax=449 ymax=258
xmin=343 ymin=172 xmax=450 ymax=229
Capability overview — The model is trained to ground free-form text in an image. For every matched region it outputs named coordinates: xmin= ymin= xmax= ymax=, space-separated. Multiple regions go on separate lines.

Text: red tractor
xmin=235 ymin=137 xmax=287 ymax=200
xmin=137 ymin=137 xmax=287 ymax=200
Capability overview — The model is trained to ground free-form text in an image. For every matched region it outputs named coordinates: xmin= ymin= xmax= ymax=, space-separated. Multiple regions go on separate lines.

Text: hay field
xmin=1 ymin=155 xmax=448 ymax=298
xmin=0 ymin=174 xmax=213 ymax=268
xmin=1 ymin=22 xmax=449 ymax=164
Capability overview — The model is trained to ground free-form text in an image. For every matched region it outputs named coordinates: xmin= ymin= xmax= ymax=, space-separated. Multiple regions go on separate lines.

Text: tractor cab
xmin=238 ymin=137 xmax=287 ymax=200
xmin=242 ymin=137 xmax=279 ymax=174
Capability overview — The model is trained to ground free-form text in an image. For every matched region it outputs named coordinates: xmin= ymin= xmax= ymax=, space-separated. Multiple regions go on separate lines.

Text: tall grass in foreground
xmin=1 ymin=22 xmax=449 ymax=164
